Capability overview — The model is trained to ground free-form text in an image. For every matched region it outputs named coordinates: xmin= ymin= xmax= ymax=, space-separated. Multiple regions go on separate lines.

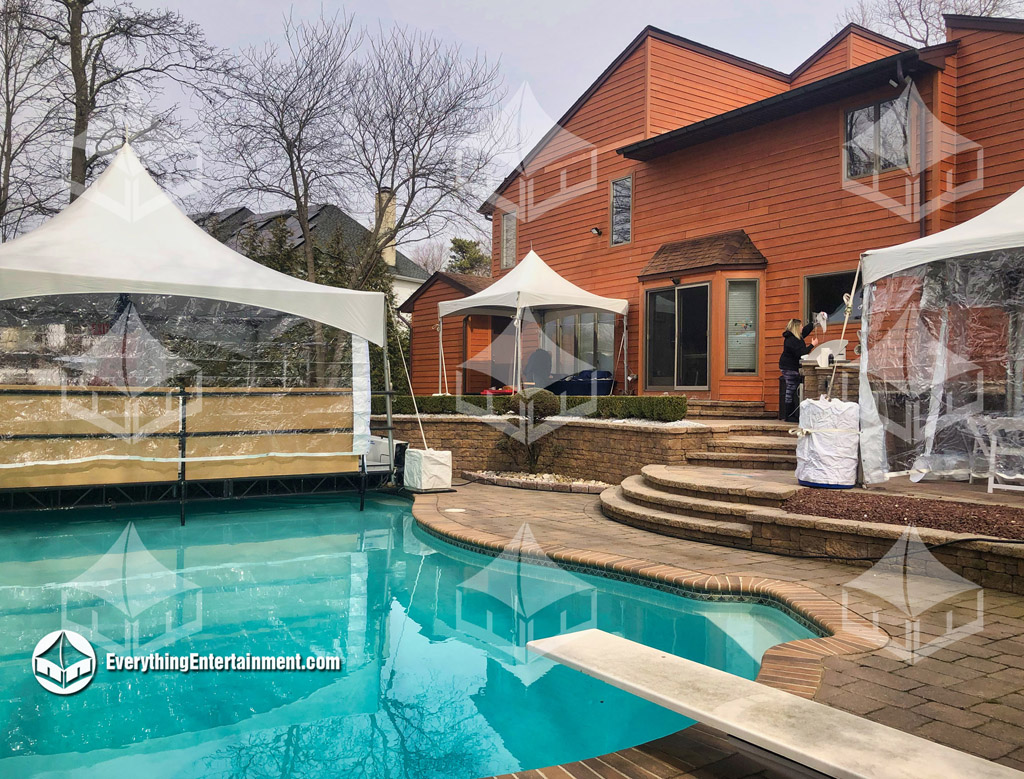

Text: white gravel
xmin=473 ymin=470 xmax=610 ymax=487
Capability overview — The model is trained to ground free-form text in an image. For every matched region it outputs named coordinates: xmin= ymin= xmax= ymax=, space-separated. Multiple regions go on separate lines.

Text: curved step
xmin=641 ymin=464 xmax=799 ymax=507
xmin=710 ymin=435 xmax=796 ymax=452
xmin=620 ymin=475 xmax=749 ymax=519
xmin=600 ymin=486 xmax=752 ymax=541
xmin=686 ymin=451 xmax=796 ymax=470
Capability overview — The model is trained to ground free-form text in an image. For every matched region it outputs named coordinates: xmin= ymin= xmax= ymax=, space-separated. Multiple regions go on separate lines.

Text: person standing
xmin=779 ymin=319 xmax=818 ymax=422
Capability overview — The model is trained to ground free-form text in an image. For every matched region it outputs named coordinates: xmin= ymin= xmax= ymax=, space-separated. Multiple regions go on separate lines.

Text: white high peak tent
xmin=437 ymin=249 xmax=629 ymax=392
xmin=0 ymin=143 xmax=386 ymax=346
xmin=855 ymin=185 xmax=1024 ymax=486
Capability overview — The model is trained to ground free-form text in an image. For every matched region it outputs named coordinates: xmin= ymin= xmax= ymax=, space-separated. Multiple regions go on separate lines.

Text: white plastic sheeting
xmin=859 ymin=254 xmax=1024 ymax=483
xmin=796 ymin=397 xmax=860 ymax=488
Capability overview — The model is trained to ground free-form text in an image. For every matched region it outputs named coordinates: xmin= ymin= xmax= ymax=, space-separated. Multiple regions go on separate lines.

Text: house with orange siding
xmin=402 ymin=15 xmax=1024 ymax=412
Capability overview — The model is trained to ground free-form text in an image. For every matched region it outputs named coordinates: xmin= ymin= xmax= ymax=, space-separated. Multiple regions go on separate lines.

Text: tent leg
xmin=826 ymin=263 xmax=862 ymax=399
xmin=514 ymin=311 xmax=524 ymax=392
xmin=383 ymin=307 xmax=396 ymax=486
xmin=437 ymin=318 xmax=444 ymax=395
xmin=177 ymin=387 xmax=187 ymax=526
xmin=623 ymin=315 xmax=630 ymax=395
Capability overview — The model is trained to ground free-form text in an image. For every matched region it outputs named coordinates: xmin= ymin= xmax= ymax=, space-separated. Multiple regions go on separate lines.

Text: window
xmin=726 ymin=280 xmax=758 ymax=374
xmin=805 ymin=271 xmax=862 ymax=327
xmin=500 ymin=211 xmax=517 ymax=269
xmin=610 ymin=176 xmax=632 ymax=245
xmin=644 ymin=284 xmax=710 ymax=389
xmin=845 ymin=97 xmax=910 ymax=179
xmin=543 ymin=312 xmax=615 ymax=375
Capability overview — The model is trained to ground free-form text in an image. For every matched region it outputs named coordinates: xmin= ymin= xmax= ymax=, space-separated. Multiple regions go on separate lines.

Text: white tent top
xmin=861 ymin=185 xmax=1024 ymax=285
xmin=437 ymin=249 xmax=628 ymax=318
xmin=0 ymin=144 xmax=386 ymax=345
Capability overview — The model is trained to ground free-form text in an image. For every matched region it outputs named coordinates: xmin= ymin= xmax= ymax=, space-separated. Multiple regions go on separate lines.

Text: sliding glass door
xmin=644 ymin=283 xmax=710 ymax=390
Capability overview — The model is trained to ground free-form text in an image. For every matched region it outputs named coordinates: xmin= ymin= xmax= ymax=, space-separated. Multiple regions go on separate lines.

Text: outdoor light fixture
xmin=671 ymin=277 xmax=681 ymax=285
xmin=590 ymin=227 xmax=602 ymax=236
xmin=888 ymin=78 xmax=899 ymax=88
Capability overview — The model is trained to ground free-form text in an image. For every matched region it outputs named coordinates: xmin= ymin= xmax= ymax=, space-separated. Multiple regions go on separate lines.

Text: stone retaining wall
xmin=802 ymin=362 xmax=860 ymax=403
xmin=373 ymin=415 xmax=723 ymax=484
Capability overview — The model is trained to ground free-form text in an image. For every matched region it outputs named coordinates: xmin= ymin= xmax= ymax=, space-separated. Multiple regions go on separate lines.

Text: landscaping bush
xmin=372 ymin=394 xmax=687 ymax=421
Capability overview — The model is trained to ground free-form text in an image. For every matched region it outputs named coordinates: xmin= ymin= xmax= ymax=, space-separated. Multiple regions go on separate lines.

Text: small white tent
xmin=0 ymin=144 xmax=386 ymax=345
xmin=437 ymin=250 xmax=628 ymax=392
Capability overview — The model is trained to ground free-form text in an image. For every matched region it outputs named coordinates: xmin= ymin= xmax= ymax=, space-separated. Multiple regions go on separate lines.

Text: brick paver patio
xmin=413 ymin=483 xmax=1024 ymax=777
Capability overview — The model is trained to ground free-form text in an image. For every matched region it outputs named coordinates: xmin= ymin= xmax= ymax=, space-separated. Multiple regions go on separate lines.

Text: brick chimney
xmin=375 ymin=188 xmax=396 ymax=267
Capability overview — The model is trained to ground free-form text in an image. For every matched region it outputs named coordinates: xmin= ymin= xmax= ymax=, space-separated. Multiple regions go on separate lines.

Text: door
xmin=676 ymin=283 xmax=709 ymax=389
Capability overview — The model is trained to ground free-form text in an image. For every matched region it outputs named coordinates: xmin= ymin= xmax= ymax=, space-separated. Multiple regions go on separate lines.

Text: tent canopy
xmin=437 ymin=250 xmax=629 ymax=319
xmin=861 ymin=185 xmax=1024 ymax=284
xmin=0 ymin=144 xmax=386 ymax=345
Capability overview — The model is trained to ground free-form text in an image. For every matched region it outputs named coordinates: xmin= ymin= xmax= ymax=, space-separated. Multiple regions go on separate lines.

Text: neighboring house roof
xmin=639 ymin=229 xmax=767 ymax=279
xmin=397 ymin=270 xmax=494 ymax=314
xmin=192 ymin=204 xmax=430 ymax=282
xmin=479 ymin=23 xmax=913 ymax=214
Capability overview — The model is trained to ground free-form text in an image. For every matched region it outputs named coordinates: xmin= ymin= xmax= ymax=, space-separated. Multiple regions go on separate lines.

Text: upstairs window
xmin=500 ymin=211 xmax=517 ymax=269
xmin=845 ymin=97 xmax=910 ymax=179
xmin=610 ymin=176 xmax=632 ymax=245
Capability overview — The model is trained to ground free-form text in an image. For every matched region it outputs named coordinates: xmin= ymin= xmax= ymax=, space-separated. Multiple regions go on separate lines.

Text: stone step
xmin=686 ymin=451 xmax=796 ymax=470
xmin=641 ymin=464 xmax=799 ymax=507
xmin=710 ymin=435 xmax=797 ymax=453
xmin=619 ymin=475 xmax=750 ymax=520
xmin=687 ymin=408 xmax=776 ymax=419
xmin=600 ymin=486 xmax=753 ymax=541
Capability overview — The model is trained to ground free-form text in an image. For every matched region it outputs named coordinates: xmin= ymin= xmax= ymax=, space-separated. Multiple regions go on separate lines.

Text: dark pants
xmin=781 ymin=369 xmax=801 ymax=423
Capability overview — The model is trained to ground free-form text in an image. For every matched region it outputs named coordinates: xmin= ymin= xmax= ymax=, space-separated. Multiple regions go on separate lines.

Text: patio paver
xmin=413 ymin=483 xmax=1024 ymax=777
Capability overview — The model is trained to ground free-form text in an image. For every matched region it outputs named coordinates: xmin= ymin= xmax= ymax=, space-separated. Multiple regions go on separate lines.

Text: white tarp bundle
xmin=437 ymin=250 xmax=628 ymax=318
xmin=796 ymin=397 xmax=860 ymax=488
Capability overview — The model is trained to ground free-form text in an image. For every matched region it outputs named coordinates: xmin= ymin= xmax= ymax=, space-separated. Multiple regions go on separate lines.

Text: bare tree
xmin=206 ymin=11 xmax=359 ymax=385
xmin=409 ymin=238 xmax=447 ymax=274
xmin=344 ymin=27 xmax=506 ymax=290
xmin=0 ymin=0 xmax=65 ymax=239
xmin=26 ymin=0 xmax=223 ymax=199
xmin=840 ymin=0 xmax=1024 ymax=45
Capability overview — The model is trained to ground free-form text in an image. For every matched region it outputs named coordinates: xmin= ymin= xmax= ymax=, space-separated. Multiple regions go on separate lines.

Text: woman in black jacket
xmin=779 ymin=318 xmax=817 ymax=421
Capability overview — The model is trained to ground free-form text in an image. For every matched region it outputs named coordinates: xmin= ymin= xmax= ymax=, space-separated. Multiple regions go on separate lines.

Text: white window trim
xmin=610 ymin=175 xmax=632 ymax=247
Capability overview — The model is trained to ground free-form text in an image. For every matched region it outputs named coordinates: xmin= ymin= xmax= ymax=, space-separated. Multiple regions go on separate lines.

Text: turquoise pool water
xmin=0 ymin=494 xmax=816 ymax=778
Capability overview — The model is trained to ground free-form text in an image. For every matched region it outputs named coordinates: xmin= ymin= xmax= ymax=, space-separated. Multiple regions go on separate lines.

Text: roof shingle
xmin=639 ymin=230 xmax=766 ymax=279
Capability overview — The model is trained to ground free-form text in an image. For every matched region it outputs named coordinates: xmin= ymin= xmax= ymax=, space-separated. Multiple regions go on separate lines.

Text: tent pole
xmin=827 ymin=263 xmax=862 ymax=400
xmin=623 ymin=314 xmax=630 ymax=395
xmin=514 ymin=310 xmax=524 ymax=392
xmin=382 ymin=306 xmax=396 ymax=485
xmin=437 ymin=318 xmax=443 ymax=395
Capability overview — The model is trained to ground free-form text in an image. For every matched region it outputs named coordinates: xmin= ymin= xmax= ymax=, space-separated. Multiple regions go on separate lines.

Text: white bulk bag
xmin=795 ymin=397 xmax=859 ymax=488
xmin=404 ymin=449 xmax=453 ymax=492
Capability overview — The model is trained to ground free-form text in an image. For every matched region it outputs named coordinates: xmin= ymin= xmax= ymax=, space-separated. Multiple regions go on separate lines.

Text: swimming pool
xmin=0 ymin=494 xmax=816 ymax=778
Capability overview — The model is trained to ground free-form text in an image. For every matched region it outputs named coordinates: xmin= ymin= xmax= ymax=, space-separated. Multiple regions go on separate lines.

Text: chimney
xmin=375 ymin=188 xmax=396 ymax=267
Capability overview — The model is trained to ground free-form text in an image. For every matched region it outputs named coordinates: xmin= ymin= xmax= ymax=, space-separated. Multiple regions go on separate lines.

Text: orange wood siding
xmin=791 ymin=39 xmax=853 ymax=87
xmin=405 ymin=279 xmax=470 ymax=395
xmin=849 ymin=30 xmax=904 ymax=66
xmin=947 ymin=28 xmax=1024 ymax=220
xmin=646 ymin=37 xmax=786 ymax=135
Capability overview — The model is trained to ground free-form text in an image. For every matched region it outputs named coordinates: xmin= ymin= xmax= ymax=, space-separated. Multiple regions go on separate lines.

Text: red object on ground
xmin=480 ymin=387 xmax=514 ymax=395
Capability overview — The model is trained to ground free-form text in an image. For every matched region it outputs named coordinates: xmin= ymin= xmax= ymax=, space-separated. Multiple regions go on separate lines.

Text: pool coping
xmin=412 ymin=495 xmax=890 ymax=700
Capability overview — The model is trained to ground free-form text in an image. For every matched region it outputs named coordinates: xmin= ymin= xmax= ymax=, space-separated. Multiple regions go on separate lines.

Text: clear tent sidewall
xmin=436 ymin=306 xmax=629 ymax=395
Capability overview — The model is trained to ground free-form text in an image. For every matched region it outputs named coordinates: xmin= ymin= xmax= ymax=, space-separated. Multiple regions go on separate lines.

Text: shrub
xmin=372 ymin=393 xmax=687 ymax=421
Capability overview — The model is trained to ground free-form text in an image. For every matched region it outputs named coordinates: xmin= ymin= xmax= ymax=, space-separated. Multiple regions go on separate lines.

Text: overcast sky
xmin=141 ymin=0 xmax=849 ymax=139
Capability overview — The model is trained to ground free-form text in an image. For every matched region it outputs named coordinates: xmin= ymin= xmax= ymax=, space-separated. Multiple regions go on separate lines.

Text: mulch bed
xmin=783 ymin=490 xmax=1024 ymax=541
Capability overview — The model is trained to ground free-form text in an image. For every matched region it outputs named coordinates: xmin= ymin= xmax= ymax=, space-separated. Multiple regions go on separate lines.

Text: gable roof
xmin=397 ymin=270 xmax=494 ymax=314
xmin=480 ymin=24 xmax=917 ymax=215
xmin=944 ymin=13 xmax=1024 ymax=34
xmin=639 ymin=229 xmax=767 ymax=279
xmin=619 ymin=47 xmax=947 ymax=161
xmin=789 ymin=24 xmax=909 ymax=83
xmin=193 ymin=204 xmax=430 ymax=282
